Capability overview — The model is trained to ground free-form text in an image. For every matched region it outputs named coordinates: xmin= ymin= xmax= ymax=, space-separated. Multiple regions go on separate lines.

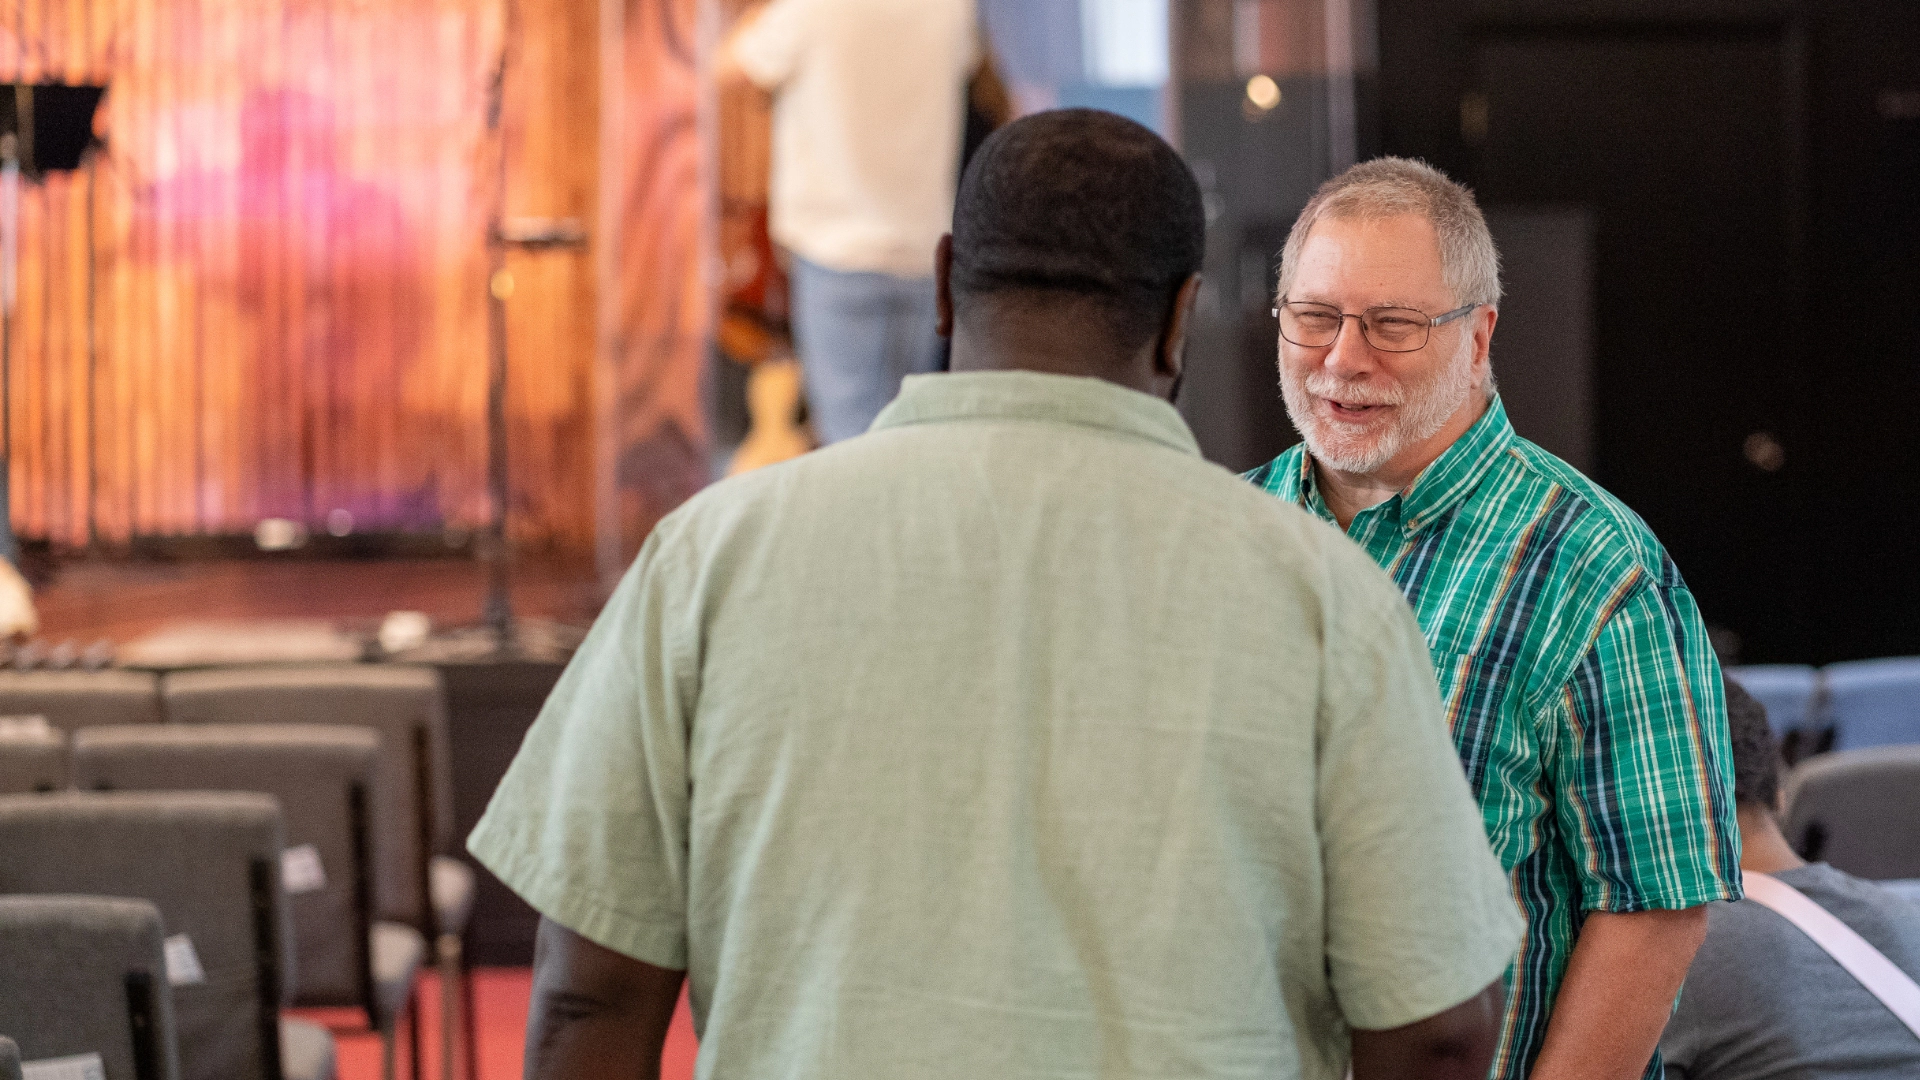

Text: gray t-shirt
xmin=1662 ymin=863 xmax=1920 ymax=1079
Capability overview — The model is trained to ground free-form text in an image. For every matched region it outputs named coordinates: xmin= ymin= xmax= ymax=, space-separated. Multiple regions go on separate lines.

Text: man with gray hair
xmin=1245 ymin=157 xmax=1742 ymax=1080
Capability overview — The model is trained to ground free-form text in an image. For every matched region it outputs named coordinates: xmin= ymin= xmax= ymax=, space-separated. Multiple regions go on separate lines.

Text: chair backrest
xmin=1726 ymin=663 xmax=1822 ymax=736
xmin=1784 ymin=745 xmax=1920 ymax=880
xmin=160 ymin=664 xmax=451 ymax=929
xmin=0 ymin=670 xmax=162 ymax=732
xmin=0 ymin=895 xmax=180 ymax=1080
xmin=0 ymin=721 xmax=64 ymax=794
xmin=1824 ymin=657 xmax=1920 ymax=751
xmin=0 ymin=791 xmax=292 ymax=1080
xmin=72 ymin=724 xmax=380 ymax=1012
xmin=0 ymin=1035 xmax=20 ymax=1080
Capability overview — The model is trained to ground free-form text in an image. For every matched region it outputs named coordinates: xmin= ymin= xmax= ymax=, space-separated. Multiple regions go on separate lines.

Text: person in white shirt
xmin=722 ymin=0 xmax=982 ymax=444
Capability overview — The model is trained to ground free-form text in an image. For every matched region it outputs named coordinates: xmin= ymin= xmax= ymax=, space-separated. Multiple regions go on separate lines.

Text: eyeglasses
xmin=1272 ymin=299 xmax=1478 ymax=353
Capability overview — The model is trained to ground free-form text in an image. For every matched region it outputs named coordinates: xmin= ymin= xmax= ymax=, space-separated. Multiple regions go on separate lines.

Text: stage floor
xmin=33 ymin=555 xmax=606 ymax=645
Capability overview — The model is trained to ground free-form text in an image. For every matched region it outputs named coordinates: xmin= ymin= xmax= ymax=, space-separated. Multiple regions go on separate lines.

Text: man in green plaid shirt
xmin=1245 ymin=158 xmax=1741 ymax=1080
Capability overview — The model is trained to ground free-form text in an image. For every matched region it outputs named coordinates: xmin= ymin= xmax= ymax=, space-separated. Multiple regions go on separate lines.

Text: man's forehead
xmin=1291 ymin=213 xmax=1447 ymax=300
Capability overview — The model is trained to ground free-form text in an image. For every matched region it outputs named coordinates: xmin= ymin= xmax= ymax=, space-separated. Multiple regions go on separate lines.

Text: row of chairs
xmin=1729 ymin=656 xmax=1920 ymax=750
xmin=0 ymin=665 xmax=478 ymax=1080
xmin=0 ymin=796 xmax=339 ymax=1080
xmin=1783 ymin=744 xmax=1920 ymax=882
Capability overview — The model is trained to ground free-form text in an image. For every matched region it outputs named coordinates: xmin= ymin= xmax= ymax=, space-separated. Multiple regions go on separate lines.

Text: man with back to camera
xmin=1244 ymin=158 xmax=1744 ymax=1080
xmin=719 ymin=0 xmax=981 ymax=444
xmin=469 ymin=111 xmax=1524 ymax=1080
xmin=1661 ymin=677 xmax=1920 ymax=1078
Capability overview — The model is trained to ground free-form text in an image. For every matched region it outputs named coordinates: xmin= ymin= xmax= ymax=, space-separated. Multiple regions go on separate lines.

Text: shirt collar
xmin=1396 ymin=395 xmax=1514 ymax=534
xmin=872 ymin=370 xmax=1202 ymax=457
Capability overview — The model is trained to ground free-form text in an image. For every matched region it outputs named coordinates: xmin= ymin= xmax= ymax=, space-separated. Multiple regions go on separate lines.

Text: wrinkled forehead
xmin=1289 ymin=212 xmax=1450 ymax=307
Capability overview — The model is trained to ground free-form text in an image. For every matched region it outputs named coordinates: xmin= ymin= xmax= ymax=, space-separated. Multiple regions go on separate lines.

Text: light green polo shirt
xmin=469 ymin=370 xmax=1523 ymax=1080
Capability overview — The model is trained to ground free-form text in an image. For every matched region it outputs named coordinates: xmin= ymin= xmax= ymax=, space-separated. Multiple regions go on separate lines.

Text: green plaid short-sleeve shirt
xmin=1247 ymin=397 xmax=1742 ymax=1080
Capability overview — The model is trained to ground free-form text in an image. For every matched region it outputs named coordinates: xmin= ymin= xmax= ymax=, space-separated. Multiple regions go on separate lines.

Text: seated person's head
xmin=1726 ymin=677 xmax=1782 ymax=817
xmin=1724 ymin=676 xmax=1808 ymax=873
xmin=937 ymin=109 xmax=1206 ymax=399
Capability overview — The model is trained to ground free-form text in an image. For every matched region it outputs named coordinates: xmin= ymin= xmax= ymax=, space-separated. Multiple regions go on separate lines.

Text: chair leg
xmin=408 ymin=984 xmax=423 ymax=1080
xmin=438 ymin=933 xmax=462 ymax=1080
xmin=381 ymin=1030 xmax=397 ymax=1080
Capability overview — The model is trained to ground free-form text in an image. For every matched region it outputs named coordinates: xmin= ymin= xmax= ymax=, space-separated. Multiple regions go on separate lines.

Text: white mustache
xmin=1301 ymin=375 xmax=1404 ymax=407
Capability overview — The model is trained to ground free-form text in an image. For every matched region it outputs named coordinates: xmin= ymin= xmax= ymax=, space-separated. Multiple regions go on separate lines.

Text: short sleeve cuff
xmin=468 ymin=816 xmax=689 ymax=971
xmin=1583 ymin=874 xmax=1743 ymax=914
xmin=1336 ymin=900 xmax=1524 ymax=1031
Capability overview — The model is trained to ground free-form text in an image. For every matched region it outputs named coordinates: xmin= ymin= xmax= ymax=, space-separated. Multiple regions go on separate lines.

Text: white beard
xmin=1279 ymin=340 xmax=1479 ymax=475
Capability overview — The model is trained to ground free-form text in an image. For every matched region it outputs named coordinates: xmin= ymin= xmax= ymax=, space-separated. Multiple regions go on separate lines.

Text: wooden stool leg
xmin=408 ymin=984 xmax=423 ymax=1080
xmin=461 ymin=944 xmax=480 ymax=1080
xmin=438 ymin=933 xmax=462 ymax=1080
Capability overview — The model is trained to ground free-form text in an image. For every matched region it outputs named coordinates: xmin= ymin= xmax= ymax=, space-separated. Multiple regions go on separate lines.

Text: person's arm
xmin=1536 ymin=575 xmax=1738 ymax=1080
xmin=715 ymin=4 xmax=767 ymax=88
xmin=527 ymin=917 xmax=687 ymax=1080
xmin=1527 ymin=908 xmax=1707 ymax=1080
xmin=1352 ymin=979 xmax=1506 ymax=1080
xmin=719 ymin=0 xmax=803 ymax=92
xmin=1312 ymin=541 xmax=1525 ymax=1066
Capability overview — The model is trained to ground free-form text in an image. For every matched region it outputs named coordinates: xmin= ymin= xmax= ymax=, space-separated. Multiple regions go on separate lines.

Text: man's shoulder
xmin=661 ymin=425 xmax=1383 ymax=600
xmin=1495 ymin=437 xmax=1683 ymax=591
xmin=1778 ymin=865 xmax=1920 ymax=968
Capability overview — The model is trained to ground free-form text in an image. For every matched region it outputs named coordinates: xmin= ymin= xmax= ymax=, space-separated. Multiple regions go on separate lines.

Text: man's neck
xmin=1739 ymin=806 xmax=1808 ymax=875
xmin=1314 ymin=393 xmax=1490 ymax=530
xmin=949 ymin=324 xmax=1163 ymax=399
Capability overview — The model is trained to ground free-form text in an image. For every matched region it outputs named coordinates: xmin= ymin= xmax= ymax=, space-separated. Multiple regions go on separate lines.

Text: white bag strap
xmin=1743 ymin=871 xmax=1920 ymax=1040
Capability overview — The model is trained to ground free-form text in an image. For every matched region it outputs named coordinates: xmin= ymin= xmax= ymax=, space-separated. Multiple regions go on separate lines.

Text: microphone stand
xmin=0 ymin=121 xmax=23 ymax=569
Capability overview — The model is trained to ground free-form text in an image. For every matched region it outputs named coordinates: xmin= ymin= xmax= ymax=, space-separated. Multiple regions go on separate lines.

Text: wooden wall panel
xmin=0 ymin=0 xmax=645 ymax=551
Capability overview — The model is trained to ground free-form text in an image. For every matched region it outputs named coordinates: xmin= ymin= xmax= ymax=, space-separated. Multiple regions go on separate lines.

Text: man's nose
xmin=1322 ymin=316 xmax=1379 ymax=377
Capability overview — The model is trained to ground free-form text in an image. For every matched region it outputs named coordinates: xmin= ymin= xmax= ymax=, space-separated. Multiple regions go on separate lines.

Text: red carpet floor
xmin=292 ymin=968 xmax=699 ymax=1080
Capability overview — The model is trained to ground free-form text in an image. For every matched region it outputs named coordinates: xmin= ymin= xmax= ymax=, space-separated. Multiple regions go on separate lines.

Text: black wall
xmin=1369 ymin=0 xmax=1920 ymax=664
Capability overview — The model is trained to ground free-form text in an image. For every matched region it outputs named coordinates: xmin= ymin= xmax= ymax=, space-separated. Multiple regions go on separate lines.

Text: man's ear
xmin=935 ymin=234 xmax=956 ymax=339
xmin=1157 ymin=273 xmax=1205 ymax=381
xmin=1471 ymin=304 xmax=1499 ymax=376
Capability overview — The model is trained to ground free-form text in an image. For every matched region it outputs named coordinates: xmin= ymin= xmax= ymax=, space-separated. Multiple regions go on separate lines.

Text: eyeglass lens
xmin=1278 ymin=304 xmax=1434 ymax=352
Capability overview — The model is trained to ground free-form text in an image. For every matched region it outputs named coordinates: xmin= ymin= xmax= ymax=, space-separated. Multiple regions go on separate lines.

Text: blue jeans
xmin=789 ymin=258 xmax=942 ymax=445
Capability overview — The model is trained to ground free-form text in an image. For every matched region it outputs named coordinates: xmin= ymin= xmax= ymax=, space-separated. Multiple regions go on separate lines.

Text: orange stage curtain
xmin=0 ymin=0 xmax=706 ymax=554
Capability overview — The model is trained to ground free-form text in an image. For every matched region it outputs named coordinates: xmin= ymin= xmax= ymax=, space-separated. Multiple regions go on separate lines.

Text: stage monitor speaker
xmin=0 ymin=84 xmax=107 ymax=174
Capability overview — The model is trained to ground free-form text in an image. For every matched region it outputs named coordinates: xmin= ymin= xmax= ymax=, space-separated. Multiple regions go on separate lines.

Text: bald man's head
xmin=949 ymin=109 xmax=1206 ymax=352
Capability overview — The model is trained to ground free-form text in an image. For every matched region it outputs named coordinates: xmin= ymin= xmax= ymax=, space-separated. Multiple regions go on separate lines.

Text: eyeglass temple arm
xmin=1270 ymin=302 xmax=1481 ymax=323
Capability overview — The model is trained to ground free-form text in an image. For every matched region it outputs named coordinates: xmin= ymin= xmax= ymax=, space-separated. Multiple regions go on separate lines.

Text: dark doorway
xmin=1463 ymin=25 xmax=1807 ymax=660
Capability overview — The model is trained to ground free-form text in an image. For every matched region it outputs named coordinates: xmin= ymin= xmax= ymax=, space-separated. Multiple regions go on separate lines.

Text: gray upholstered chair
xmin=1784 ymin=745 xmax=1920 ymax=880
xmin=1824 ymin=657 xmax=1920 ymax=751
xmin=0 ymin=895 xmax=178 ymax=1080
xmin=71 ymin=725 xmax=422 ymax=1079
xmin=0 ymin=1035 xmax=20 ymax=1080
xmin=0 ymin=792 xmax=335 ymax=1080
xmin=160 ymin=664 xmax=475 ymax=1077
xmin=158 ymin=666 xmax=469 ymax=931
xmin=0 ymin=720 xmax=63 ymax=794
xmin=1726 ymin=663 xmax=1822 ymax=736
xmin=0 ymin=670 xmax=162 ymax=732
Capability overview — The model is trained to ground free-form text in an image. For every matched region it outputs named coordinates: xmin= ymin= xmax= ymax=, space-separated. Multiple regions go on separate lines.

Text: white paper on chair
xmin=21 ymin=1053 xmax=106 ymax=1080
xmin=164 ymin=933 xmax=206 ymax=986
xmin=281 ymin=843 xmax=328 ymax=895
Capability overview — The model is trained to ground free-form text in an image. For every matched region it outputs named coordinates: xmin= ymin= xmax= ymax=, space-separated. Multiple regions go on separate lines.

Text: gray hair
xmin=1276 ymin=157 xmax=1503 ymax=310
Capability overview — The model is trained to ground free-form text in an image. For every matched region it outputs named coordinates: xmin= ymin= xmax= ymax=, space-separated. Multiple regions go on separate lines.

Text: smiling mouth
xmin=1324 ymin=397 xmax=1390 ymax=418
